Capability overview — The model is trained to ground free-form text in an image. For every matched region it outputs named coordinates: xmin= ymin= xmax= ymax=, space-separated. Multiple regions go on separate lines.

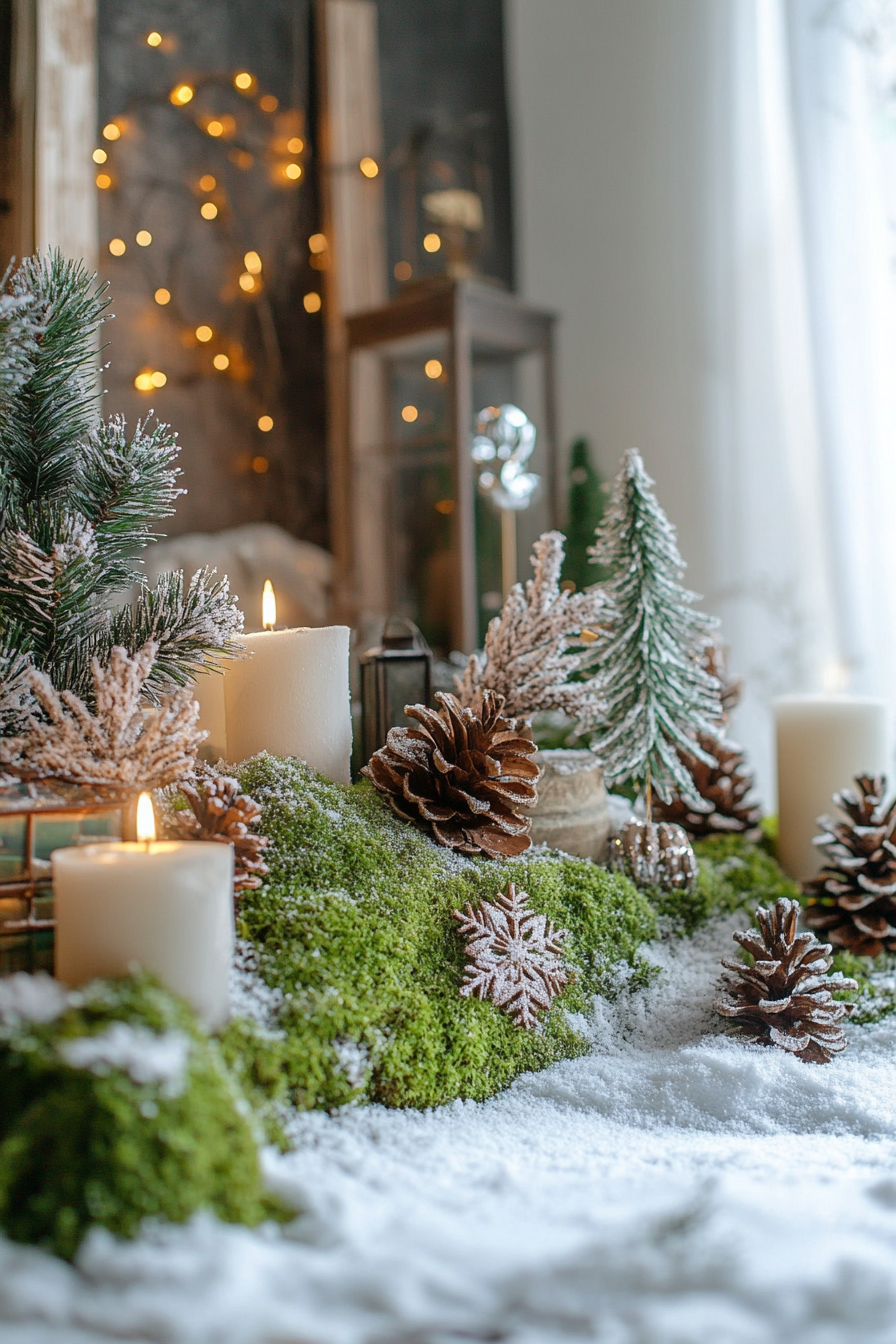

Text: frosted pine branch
xmin=0 ymin=642 xmax=202 ymax=788
xmin=456 ymin=531 xmax=609 ymax=724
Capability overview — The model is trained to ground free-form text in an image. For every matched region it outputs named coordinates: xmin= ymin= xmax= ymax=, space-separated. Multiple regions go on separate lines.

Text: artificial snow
xmin=6 ymin=914 xmax=896 ymax=1343
xmin=0 ymin=971 xmax=68 ymax=1025
xmin=58 ymin=1024 xmax=190 ymax=1095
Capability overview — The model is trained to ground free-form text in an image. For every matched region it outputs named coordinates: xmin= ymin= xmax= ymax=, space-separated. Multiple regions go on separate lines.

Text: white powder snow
xmin=0 ymin=971 xmax=68 ymax=1025
xmin=5 ymin=915 xmax=896 ymax=1343
xmin=58 ymin=1024 xmax=190 ymax=1095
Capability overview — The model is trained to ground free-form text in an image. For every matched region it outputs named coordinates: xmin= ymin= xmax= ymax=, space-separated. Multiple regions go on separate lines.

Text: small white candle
xmin=223 ymin=586 xmax=352 ymax=782
xmin=775 ymin=695 xmax=889 ymax=881
xmin=53 ymin=795 xmax=234 ymax=1029
xmin=192 ymin=670 xmax=228 ymax=762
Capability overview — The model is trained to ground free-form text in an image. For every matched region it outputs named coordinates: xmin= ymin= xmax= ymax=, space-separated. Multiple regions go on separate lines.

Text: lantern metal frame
xmin=359 ymin=617 xmax=433 ymax=765
xmin=341 ymin=275 xmax=558 ymax=655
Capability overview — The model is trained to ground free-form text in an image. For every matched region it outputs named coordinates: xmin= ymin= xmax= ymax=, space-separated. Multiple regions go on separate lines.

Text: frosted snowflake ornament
xmin=453 ymin=881 xmax=570 ymax=1029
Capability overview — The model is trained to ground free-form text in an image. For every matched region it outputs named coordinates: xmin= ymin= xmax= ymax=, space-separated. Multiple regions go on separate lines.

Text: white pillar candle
xmin=53 ymin=841 xmax=234 ymax=1030
xmin=223 ymin=624 xmax=352 ymax=782
xmin=775 ymin=695 xmax=889 ymax=881
xmin=192 ymin=670 xmax=228 ymax=763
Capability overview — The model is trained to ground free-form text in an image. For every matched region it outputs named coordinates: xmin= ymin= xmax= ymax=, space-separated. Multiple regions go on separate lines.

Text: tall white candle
xmin=223 ymin=624 xmax=352 ymax=782
xmin=775 ymin=695 xmax=889 ymax=881
xmin=53 ymin=841 xmax=234 ymax=1029
xmin=192 ymin=669 xmax=227 ymax=763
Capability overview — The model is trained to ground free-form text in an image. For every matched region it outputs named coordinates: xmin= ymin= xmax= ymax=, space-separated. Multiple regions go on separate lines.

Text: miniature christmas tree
xmin=583 ymin=448 xmax=722 ymax=809
xmin=456 ymin=530 xmax=607 ymax=725
xmin=0 ymin=253 xmax=242 ymax=725
xmin=561 ymin=437 xmax=606 ymax=593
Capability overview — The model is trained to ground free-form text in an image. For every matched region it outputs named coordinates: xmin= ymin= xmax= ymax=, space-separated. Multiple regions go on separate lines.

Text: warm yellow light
xmin=206 ymin=120 xmax=224 ymax=137
xmin=359 ymin=156 xmax=379 ymax=178
xmin=150 ymin=370 xmax=167 ymax=387
xmin=229 ymin=148 xmax=254 ymax=170
xmin=284 ymin=163 xmax=302 ymax=180
xmin=308 ymin=233 xmax=326 ymax=254
xmin=213 ymin=353 xmax=230 ymax=370
xmin=287 ymin=136 xmax=304 ymax=153
xmin=108 ymin=237 xmax=126 ymax=256
xmin=244 ymin=250 xmax=262 ymax=274
xmin=154 ymin=288 xmax=171 ymax=305
xmin=234 ymin=71 xmax=254 ymax=90
xmin=199 ymin=173 xmax=216 ymax=191
xmin=262 ymin=579 xmax=276 ymax=629
xmin=252 ymin=455 xmax=270 ymax=475
xmin=423 ymin=232 xmax=441 ymax=253
xmin=401 ymin=405 xmax=418 ymax=423
xmin=303 ymin=292 xmax=321 ymax=313
xmin=195 ymin=325 xmax=213 ymax=342
xmin=435 ymin=498 xmax=455 ymax=515
xmin=95 ymin=173 xmax=112 ymax=190
xmin=170 ymin=84 xmax=194 ymax=105
xmin=136 ymin=792 xmax=156 ymax=843
xmin=103 ymin=122 xmax=121 ymax=140
xmin=425 ymin=359 xmax=443 ymax=379
xmin=200 ymin=201 xmax=218 ymax=220
xmin=394 ymin=261 xmax=412 ymax=281
xmin=257 ymin=415 xmax=273 ymax=432
xmin=259 ymin=94 xmax=278 ymax=112
xmin=238 ymin=272 xmax=256 ymax=292
xmin=146 ymin=30 xmax=162 ymax=46
xmin=136 ymin=230 xmax=152 ymax=247
xmin=92 ymin=147 xmax=107 ymax=164
xmin=134 ymin=371 xmax=154 ymax=391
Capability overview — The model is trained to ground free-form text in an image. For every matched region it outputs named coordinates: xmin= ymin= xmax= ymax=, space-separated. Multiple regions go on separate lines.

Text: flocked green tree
xmin=0 ymin=253 xmax=242 ymax=723
xmin=561 ymin=436 xmax=606 ymax=593
xmin=583 ymin=448 xmax=722 ymax=808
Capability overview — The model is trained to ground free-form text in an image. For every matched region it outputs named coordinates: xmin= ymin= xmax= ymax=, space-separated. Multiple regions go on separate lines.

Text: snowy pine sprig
xmin=582 ymin=449 xmax=723 ymax=804
xmin=0 ymin=252 xmax=242 ymax=714
xmin=456 ymin=530 xmax=608 ymax=725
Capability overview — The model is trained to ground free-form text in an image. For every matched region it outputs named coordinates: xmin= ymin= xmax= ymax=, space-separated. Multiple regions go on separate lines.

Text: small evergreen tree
xmin=0 ymin=253 xmax=241 ymax=720
xmin=583 ymin=448 xmax=722 ymax=807
xmin=561 ymin=437 xmax=605 ymax=593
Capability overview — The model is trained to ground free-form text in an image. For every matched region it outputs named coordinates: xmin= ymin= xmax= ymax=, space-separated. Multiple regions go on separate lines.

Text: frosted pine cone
xmin=362 ymin=690 xmax=540 ymax=858
xmin=717 ymin=898 xmax=856 ymax=1064
xmin=166 ymin=773 xmax=270 ymax=894
xmin=803 ymin=776 xmax=896 ymax=958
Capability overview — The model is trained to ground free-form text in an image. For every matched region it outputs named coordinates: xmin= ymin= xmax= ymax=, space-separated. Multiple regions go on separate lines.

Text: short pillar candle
xmin=223 ymin=624 xmax=352 ymax=782
xmin=774 ymin=695 xmax=889 ymax=881
xmin=53 ymin=840 xmax=234 ymax=1029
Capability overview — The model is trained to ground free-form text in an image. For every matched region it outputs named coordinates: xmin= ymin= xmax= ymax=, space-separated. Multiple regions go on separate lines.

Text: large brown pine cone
xmin=654 ymin=732 xmax=762 ymax=840
xmin=803 ymin=775 xmax=896 ymax=957
xmin=362 ymin=690 xmax=540 ymax=858
xmin=717 ymin=897 xmax=856 ymax=1064
xmin=166 ymin=773 xmax=270 ymax=894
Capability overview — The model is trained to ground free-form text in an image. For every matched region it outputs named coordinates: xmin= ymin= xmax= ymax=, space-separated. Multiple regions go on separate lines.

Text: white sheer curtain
xmin=508 ymin=0 xmax=896 ymax=802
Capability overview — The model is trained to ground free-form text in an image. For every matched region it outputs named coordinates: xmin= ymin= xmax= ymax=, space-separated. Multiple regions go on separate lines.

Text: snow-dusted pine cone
xmin=654 ymin=732 xmax=762 ymax=840
xmin=803 ymin=776 xmax=896 ymax=958
xmin=166 ymin=773 xmax=270 ymax=894
xmin=362 ymin=690 xmax=540 ymax=858
xmin=717 ymin=898 xmax=856 ymax=1064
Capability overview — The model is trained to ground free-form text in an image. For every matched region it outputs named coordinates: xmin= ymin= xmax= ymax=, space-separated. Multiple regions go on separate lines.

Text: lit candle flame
xmin=136 ymin=792 xmax=156 ymax=843
xmin=262 ymin=579 xmax=276 ymax=631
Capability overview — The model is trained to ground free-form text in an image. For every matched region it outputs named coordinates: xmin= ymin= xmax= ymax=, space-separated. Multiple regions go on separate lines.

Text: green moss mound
xmin=224 ymin=755 xmax=657 ymax=1112
xmin=0 ymin=974 xmax=275 ymax=1260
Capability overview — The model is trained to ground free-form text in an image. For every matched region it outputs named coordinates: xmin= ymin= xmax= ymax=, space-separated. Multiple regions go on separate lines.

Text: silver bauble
xmin=609 ymin=819 xmax=697 ymax=891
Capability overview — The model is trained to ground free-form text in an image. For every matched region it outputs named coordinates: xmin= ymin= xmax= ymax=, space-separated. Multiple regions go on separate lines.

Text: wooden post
xmin=315 ymin=0 xmax=388 ymax=625
xmin=34 ymin=0 xmax=97 ymax=268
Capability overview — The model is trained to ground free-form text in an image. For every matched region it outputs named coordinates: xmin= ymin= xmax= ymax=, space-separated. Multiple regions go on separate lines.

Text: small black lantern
xmin=360 ymin=617 xmax=433 ymax=763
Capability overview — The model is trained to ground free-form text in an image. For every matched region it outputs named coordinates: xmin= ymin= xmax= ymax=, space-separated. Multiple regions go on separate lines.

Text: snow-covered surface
xmin=6 ymin=914 xmax=896 ymax=1343
xmin=0 ymin=971 xmax=68 ymax=1025
xmin=58 ymin=1024 xmax=190 ymax=1095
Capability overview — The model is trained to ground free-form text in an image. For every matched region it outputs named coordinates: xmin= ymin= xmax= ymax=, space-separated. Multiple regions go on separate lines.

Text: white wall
xmin=505 ymin=0 xmax=846 ymax=803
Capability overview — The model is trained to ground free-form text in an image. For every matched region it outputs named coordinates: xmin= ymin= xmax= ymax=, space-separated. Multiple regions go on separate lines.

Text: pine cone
xmin=717 ymin=898 xmax=856 ymax=1063
xmin=166 ymin=774 xmax=270 ymax=894
xmin=803 ymin=775 xmax=896 ymax=957
xmin=654 ymin=732 xmax=762 ymax=840
xmin=362 ymin=690 xmax=540 ymax=858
